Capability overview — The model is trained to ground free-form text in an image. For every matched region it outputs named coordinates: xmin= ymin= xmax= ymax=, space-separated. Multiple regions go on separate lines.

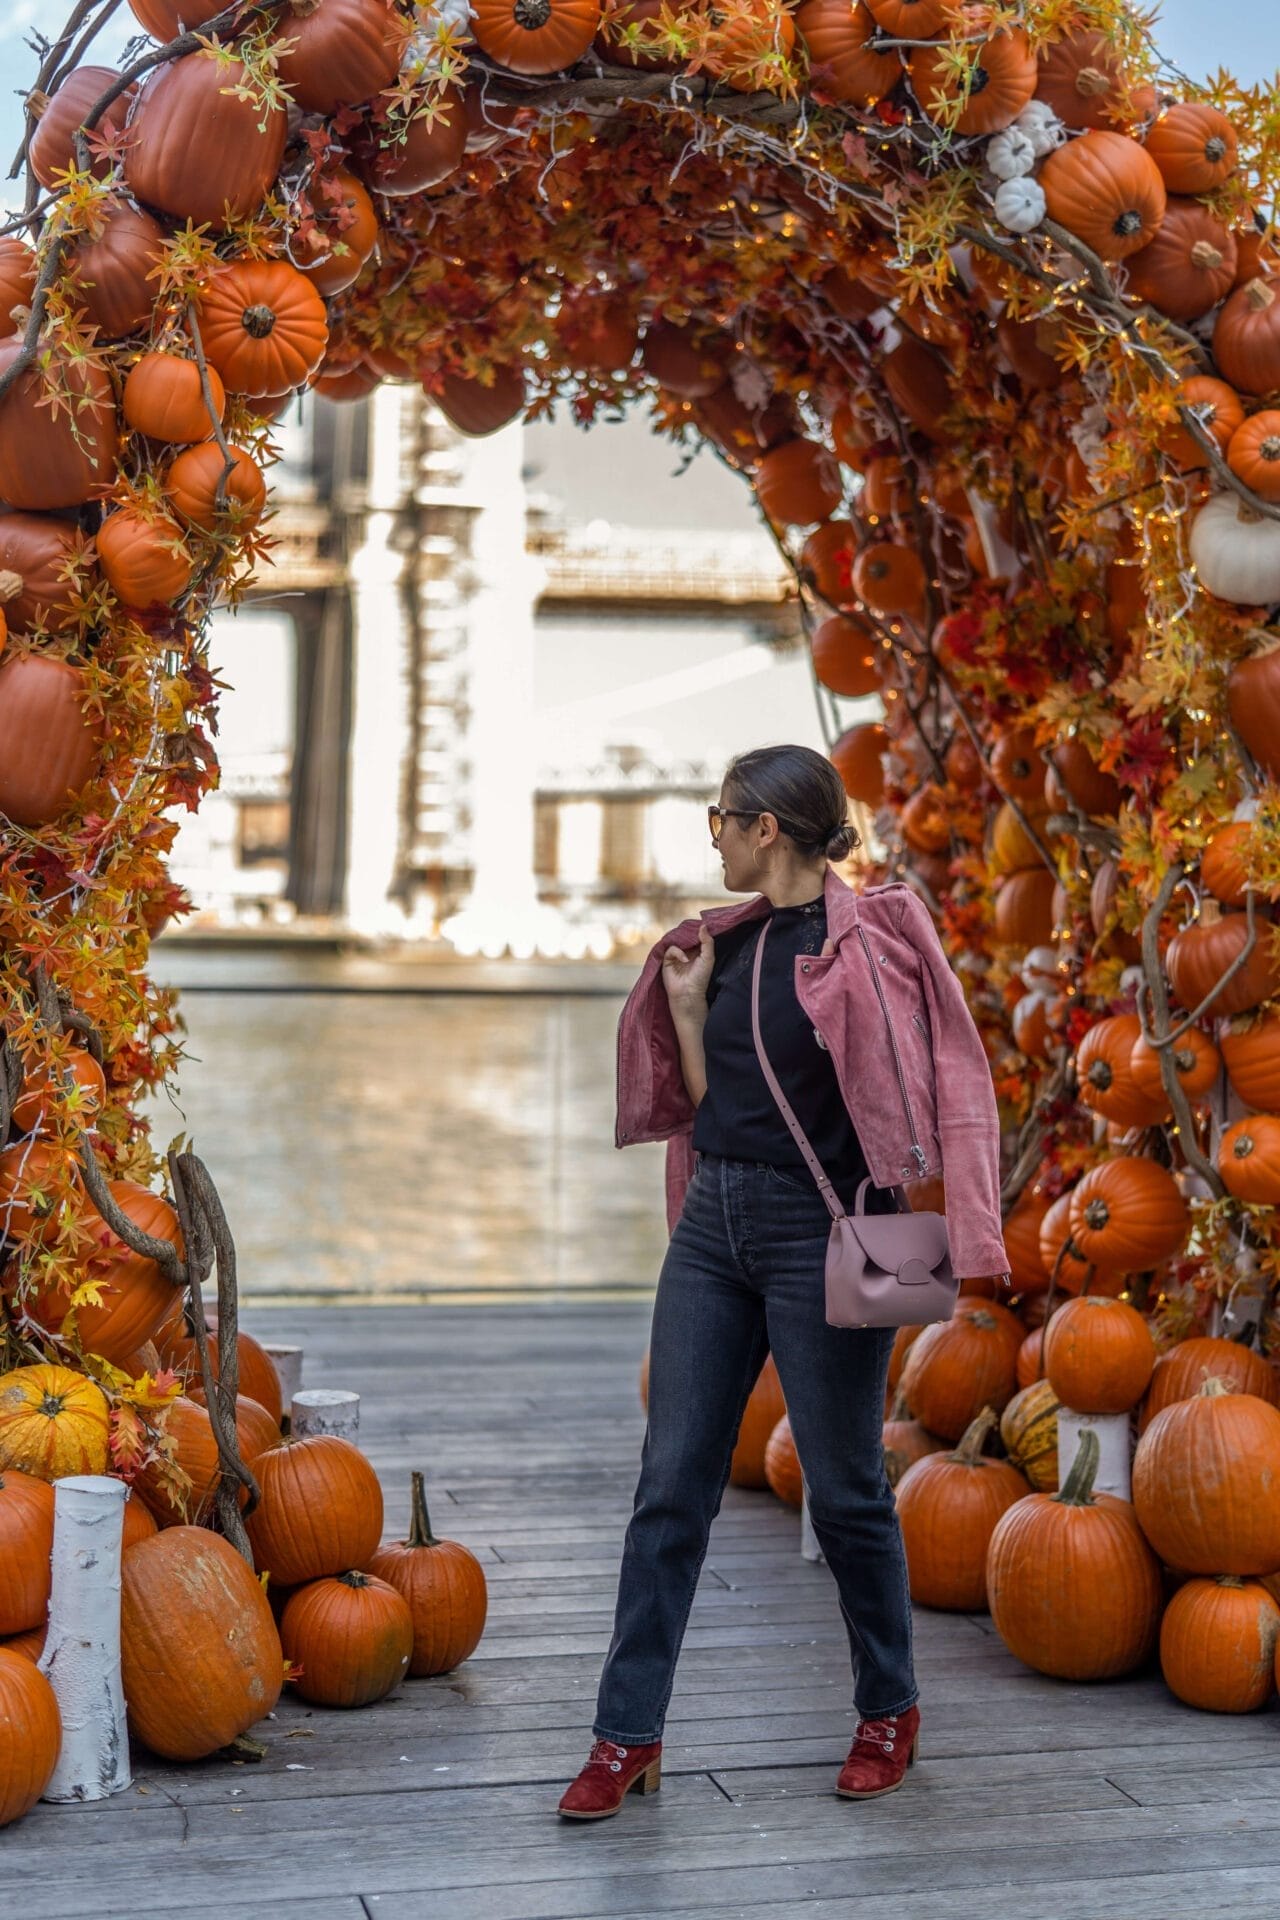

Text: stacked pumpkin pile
xmin=883 ymin=1302 xmax=1280 ymax=1710
xmin=0 ymin=1314 xmax=487 ymax=1829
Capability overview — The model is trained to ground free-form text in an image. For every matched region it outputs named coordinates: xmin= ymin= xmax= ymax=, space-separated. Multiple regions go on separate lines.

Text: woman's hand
xmin=663 ymin=925 xmax=715 ymax=1017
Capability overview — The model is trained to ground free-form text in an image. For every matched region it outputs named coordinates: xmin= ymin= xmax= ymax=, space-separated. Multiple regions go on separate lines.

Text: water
xmin=145 ymin=989 xmax=670 ymax=1303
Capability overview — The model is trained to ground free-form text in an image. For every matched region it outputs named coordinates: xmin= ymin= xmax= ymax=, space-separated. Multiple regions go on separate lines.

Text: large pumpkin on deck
xmin=120 ymin=1528 xmax=283 ymax=1761
xmin=245 ymin=1434 xmax=384 ymax=1585
xmin=1132 ymin=1381 xmax=1280 ymax=1576
xmin=895 ymin=1409 xmax=1028 ymax=1610
xmin=369 ymin=1471 xmax=488 ymax=1676
xmin=0 ymin=1648 xmax=60 ymax=1827
xmin=900 ymin=1309 xmax=1017 ymax=1442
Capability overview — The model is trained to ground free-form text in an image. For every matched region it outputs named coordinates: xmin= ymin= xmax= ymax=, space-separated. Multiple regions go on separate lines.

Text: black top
xmin=692 ymin=894 xmax=892 ymax=1209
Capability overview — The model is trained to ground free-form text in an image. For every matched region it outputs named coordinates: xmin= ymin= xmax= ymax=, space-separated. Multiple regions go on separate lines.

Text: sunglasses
xmin=707 ymin=804 xmax=760 ymax=842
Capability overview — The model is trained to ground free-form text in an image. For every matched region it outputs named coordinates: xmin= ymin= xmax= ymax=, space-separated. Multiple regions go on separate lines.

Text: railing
xmin=529 ymin=528 xmax=791 ymax=604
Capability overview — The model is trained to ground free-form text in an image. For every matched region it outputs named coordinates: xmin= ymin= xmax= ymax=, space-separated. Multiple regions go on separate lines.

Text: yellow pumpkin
xmin=0 ymin=1364 xmax=110 ymax=1480
xmin=998 ymin=1378 xmax=1060 ymax=1491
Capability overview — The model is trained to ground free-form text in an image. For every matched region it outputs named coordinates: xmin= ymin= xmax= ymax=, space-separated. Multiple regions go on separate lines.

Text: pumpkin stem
xmin=513 ymin=0 xmax=552 ymax=26
xmin=1244 ymin=278 xmax=1275 ymax=313
xmin=336 ymin=1569 xmax=371 ymax=1588
xmin=1055 ymin=1424 xmax=1100 ymax=1506
xmin=1075 ymin=65 xmax=1113 ymax=98
xmin=407 ymin=1469 xmax=438 ymax=1548
xmin=241 ymin=304 xmax=278 ymax=340
xmin=950 ymin=1405 xmax=997 ymax=1464
xmin=888 ymin=1384 xmax=912 ymax=1421
xmin=1189 ymin=241 xmax=1225 ymax=272
xmin=1217 ymin=1574 xmax=1246 ymax=1588
xmin=1197 ymin=1373 xmax=1231 ymax=1398
xmin=0 ymin=568 xmax=22 ymax=604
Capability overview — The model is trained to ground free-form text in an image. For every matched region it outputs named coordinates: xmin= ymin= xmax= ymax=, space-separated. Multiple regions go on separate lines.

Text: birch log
xmin=291 ymin=1389 xmax=360 ymax=1440
xmin=264 ymin=1344 xmax=303 ymax=1410
xmin=38 ymin=1475 xmax=130 ymax=1803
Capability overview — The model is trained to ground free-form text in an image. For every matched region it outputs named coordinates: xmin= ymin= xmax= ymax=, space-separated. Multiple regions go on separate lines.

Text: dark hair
xmin=723 ymin=744 xmax=861 ymax=863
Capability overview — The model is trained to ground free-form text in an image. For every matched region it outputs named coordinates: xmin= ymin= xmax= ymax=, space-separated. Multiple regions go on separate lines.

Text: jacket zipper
xmin=855 ymin=924 xmax=929 ymax=1176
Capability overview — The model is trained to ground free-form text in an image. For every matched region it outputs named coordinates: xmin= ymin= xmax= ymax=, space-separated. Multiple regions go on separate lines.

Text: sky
xmin=0 ymin=1 xmax=1274 ymax=189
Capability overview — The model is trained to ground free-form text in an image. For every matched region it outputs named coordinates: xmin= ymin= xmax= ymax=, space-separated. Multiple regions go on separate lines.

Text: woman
xmin=557 ymin=744 xmax=1009 ymax=1821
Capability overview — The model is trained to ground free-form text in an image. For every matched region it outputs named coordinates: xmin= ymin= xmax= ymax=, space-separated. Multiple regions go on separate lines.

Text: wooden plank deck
xmin=6 ymin=1302 xmax=1280 ymax=1920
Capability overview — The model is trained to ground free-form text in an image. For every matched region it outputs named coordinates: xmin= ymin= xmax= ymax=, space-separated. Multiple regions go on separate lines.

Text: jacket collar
xmin=695 ymin=864 xmax=869 ymax=946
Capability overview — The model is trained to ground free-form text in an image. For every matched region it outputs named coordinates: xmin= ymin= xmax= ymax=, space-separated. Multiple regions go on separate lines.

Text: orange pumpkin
xmin=594 ymin=0 xmax=683 ymax=72
xmin=704 ymin=0 xmax=796 ymax=88
xmin=165 ymin=443 xmax=267 ymax=533
xmin=1167 ymin=374 xmax=1245 ymax=470
xmin=641 ymin=320 xmax=724 ymax=398
xmin=0 ymin=239 xmax=35 ymax=339
xmin=0 ymin=340 xmax=118 ymax=511
xmin=1039 ymin=130 xmax=1167 ymax=262
xmin=471 ymin=0 xmax=604 ymax=75
xmin=1217 ymin=1114 xmax=1280 ymax=1203
xmin=993 ymin=867 xmax=1056 ymax=948
xmin=755 ymin=437 xmax=844 ymax=527
xmin=1214 ymin=278 xmax=1280 ymax=397
xmin=796 ymin=0 xmax=900 ymax=107
xmin=164 ymin=1323 xmax=283 ymax=1426
xmin=1128 ymin=1025 xmax=1221 ymax=1105
xmin=1066 ymin=1155 xmax=1189 ymax=1273
xmin=28 ymin=65 xmax=135 ymax=188
xmin=0 ymin=1648 xmax=60 ymax=1827
xmin=1133 ymin=1379 xmax=1280 ymax=1575
xmin=1144 ymin=102 xmax=1239 ymax=195
xmin=763 ymin=1414 xmax=804 ymax=1507
xmin=280 ymin=1570 xmax=414 ymax=1708
xmin=881 ymin=1385 xmax=946 ymax=1486
xmin=1043 ymin=1295 xmax=1155 ymax=1414
xmin=10 ymin=1043 xmax=106 ymax=1135
xmin=0 ymin=653 xmax=103 ymax=828
xmin=810 ymin=613 xmax=881 ymax=695
xmin=900 ymin=1308 xmax=1018 ymax=1442
xmin=881 ymin=331 xmax=953 ymax=442
xmin=899 ymin=785 xmax=950 ymax=853
xmin=730 ymin=1352 xmax=786 ymax=1487
xmin=1159 ymin=1576 xmax=1280 ymax=1714
xmin=123 ymin=353 xmax=226 ymax=444
xmin=197 ymin=260 xmax=329 ymax=399
xmin=864 ymin=0 xmax=949 ymax=33
xmin=137 ymin=1396 xmax=223 ymax=1527
xmin=0 ymin=513 xmax=91 ymax=633
xmin=800 ymin=519 xmax=856 ymax=604
xmin=369 ymin=1469 xmax=487 ymax=1675
xmin=990 ymin=727 xmax=1045 ymax=805
xmin=910 ymin=16 xmax=1037 ymax=136
xmin=1122 ymin=198 xmax=1238 ymax=322
xmin=0 ymin=1468 xmax=54 ymax=1636
xmin=986 ymin=1427 xmax=1162 ymax=1679
xmin=64 ymin=199 xmax=167 ymax=339
xmin=1221 ymin=1008 xmax=1280 ymax=1110
xmin=1227 ymin=410 xmax=1280 ymax=502
xmin=1034 ymin=29 xmax=1132 ymax=131
xmin=895 ymin=1407 xmax=1028 ymax=1610
xmin=436 ymin=366 xmax=528 ymax=437
xmin=1038 ymin=1190 xmax=1095 ymax=1295
xmin=851 ymin=541 xmax=925 ymax=617
xmin=1140 ymin=1335 xmax=1278 ymax=1436
xmin=354 ymin=89 xmax=468 ymax=194
xmin=271 ymin=0 xmax=410 ymax=113
xmin=1166 ymin=908 xmax=1280 ymax=1018
xmin=123 ymin=51 xmax=288 ymax=229
xmin=1201 ymin=820 xmax=1264 ymax=906
xmin=292 ymin=169 xmax=379 ymax=296
xmin=831 ymin=721 xmax=888 ymax=804
xmin=120 ymin=1527 xmax=283 ymax=1760
xmin=1046 ymin=737 xmax=1123 ymax=817
xmin=97 ymin=507 xmax=193 ymax=611
xmin=1075 ymin=1013 xmax=1168 ymax=1129
xmin=246 ymin=1435 xmax=384 ymax=1586
xmin=19 ymin=1180 xmax=183 ymax=1369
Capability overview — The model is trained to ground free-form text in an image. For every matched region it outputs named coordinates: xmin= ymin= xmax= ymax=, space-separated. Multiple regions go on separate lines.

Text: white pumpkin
xmin=1015 ymin=100 xmax=1067 ymax=157
xmin=1190 ymin=493 xmax=1280 ymax=606
xmin=993 ymin=176 xmax=1045 ymax=235
xmin=986 ymin=127 xmax=1037 ymax=181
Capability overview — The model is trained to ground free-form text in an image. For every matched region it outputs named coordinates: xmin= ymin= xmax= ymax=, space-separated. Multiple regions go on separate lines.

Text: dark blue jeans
xmin=593 ymin=1150 xmax=917 ymax=1744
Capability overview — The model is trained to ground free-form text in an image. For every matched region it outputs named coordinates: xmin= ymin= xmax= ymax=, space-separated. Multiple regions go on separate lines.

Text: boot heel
xmin=632 ymin=1758 xmax=662 ymax=1795
xmin=908 ymin=1734 xmax=919 ymax=1767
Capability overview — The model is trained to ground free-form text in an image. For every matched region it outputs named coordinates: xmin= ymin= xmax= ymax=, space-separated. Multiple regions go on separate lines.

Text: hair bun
xmin=824 ymin=823 xmax=859 ymax=861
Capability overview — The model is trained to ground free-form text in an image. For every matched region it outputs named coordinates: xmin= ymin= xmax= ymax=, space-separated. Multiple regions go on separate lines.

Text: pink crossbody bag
xmin=750 ymin=917 xmax=957 ymax=1330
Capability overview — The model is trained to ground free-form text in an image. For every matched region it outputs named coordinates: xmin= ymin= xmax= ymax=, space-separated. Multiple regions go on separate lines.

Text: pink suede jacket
xmin=614 ymin=865 xmax=1009 ymax=1281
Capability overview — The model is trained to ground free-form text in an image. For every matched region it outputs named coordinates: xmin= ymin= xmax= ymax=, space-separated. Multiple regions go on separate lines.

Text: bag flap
xmin=843 ymin=1211 xmax=949 ymax=1274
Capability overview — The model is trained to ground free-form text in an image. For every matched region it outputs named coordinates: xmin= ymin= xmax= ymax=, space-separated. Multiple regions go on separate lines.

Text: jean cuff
xmin=853 ymin=1692 xmax=918 ymax=1719
xmin=591 ymin=1724 xmax=663 ymax=1745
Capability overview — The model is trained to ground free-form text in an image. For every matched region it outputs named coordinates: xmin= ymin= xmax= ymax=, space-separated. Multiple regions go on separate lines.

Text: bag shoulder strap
xmin=750 ymin=919 xmax=846 ymax=1223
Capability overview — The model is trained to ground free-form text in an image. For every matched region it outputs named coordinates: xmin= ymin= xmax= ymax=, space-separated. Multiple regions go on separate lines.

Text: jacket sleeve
xmin=897 ymin=889 xmax=1009 ymax=1281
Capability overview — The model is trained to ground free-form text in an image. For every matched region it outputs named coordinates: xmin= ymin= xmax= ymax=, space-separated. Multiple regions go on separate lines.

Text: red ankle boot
xmin=558 ymin=1737 xmax=663 ymax=1819
xmin=836 ymin=1703 xmax=920 ymax=1799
